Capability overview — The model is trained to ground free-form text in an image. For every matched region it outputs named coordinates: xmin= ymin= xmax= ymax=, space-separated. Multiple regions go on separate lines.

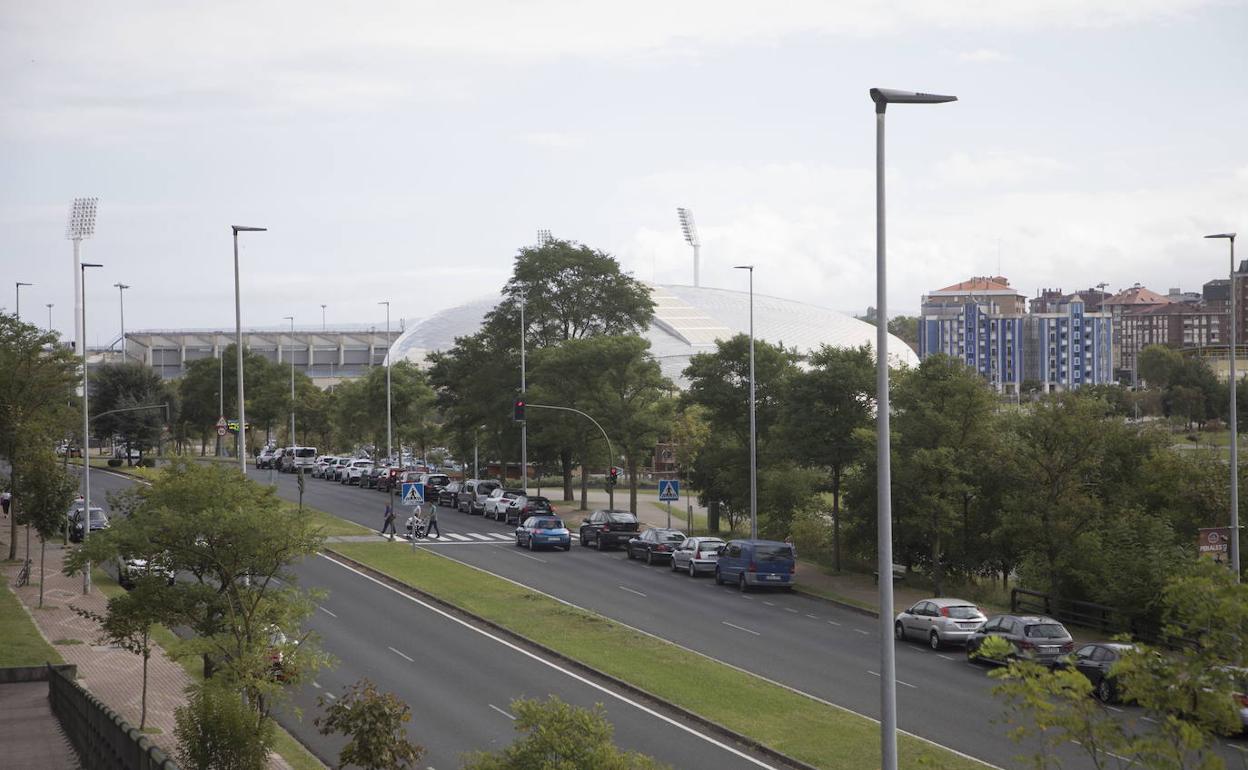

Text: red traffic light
xmin=513 ymin=399 xmax=526 ymax=421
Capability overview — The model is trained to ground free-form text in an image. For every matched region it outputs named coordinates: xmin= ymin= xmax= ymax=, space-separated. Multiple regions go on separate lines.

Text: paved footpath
xmin=1 ymin=521 xmax=294 ymax=769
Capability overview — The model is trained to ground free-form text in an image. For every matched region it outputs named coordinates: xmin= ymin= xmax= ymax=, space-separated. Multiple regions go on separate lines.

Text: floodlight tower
xmin=114 ymin=283 xmax=130 ymax=361
xmin=536 ymin=229 xmax=553 ymax=246
xmin=66 ymin=198 xmax=99 ymax=356
xmin=677 ymin=208 xmax=701 ymax=287
xmin=232 ymin=225 xmax=267 ymax=475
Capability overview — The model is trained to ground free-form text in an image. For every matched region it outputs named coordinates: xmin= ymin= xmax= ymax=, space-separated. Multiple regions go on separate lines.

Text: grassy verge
xmin=299 ymin=504 xmax=372 ymax=538
xmin=0 ymin=574 xmax=64 ymax=666
xmin=330 ymin=542 xmax=988 ymax=770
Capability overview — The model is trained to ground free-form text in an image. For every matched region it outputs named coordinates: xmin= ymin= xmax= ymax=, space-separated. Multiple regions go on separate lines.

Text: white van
xmin=280 ymin=446 xmax=318 ymax=473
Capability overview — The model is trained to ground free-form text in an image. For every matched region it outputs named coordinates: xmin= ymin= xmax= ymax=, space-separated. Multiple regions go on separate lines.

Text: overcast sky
xmin=2 ymin=1 xmax=1246 ymax=346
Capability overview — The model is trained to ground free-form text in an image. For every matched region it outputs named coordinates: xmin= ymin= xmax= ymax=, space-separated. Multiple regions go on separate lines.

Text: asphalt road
xmin=86 ymin=468 xmax=786 ymax=770
xmin=268 ymin=470 xmax=1248 ymax=769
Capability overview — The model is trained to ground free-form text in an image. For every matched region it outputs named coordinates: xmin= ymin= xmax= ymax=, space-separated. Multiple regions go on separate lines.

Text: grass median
xmin=329 ymin=542 xmax=989 ymax=770
xmin=0 ymin=573 xmax=63 ymax=667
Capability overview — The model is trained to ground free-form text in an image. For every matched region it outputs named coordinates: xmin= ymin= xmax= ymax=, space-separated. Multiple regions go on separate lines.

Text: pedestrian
xmin=1 ymin=489 xmax=11 ymax=517
xmin=381 ymin=503 xmax=397 ymax=540
xmin=426 ymin=500 xmax=440 ymax=538
xmin=784 ymin=535 xmax=797 ymax=560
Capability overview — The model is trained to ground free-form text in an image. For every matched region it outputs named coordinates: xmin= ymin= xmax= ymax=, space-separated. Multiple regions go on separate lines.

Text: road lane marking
xmin=804 ymin=614 xmax=818 ymax=619
xmin=311 ymin=681 xmax=322 ymax=689
xmin=722 ymin=621 xmax=761 ymax=636
xmin=467 ymin=533 xmax=493 ymax=541
xmin=319 ymin=553 xmax=784 ymax=769
xmin=854 ymin=629 xmax=870 ymax=635
xmin=619 ymin=586 xmax=647 ymax=598
xmin=488 ymin=533 xmax=512 ymax=540
xmin=388 ymin=646 xmax=414 ymax=663
xmin=827 ymin=620 xmax=842 ymax=627
xmin=324 ymin=691 xmax=336 ymax=700
xmin=317 ymin=606 xmax=338 ymax=618
xmin=762 ymin=601 xmax=775 ymax=606
xmin=867 ymin=671 xmax=917 ymax=689
xmin=497 ymin=546 xmax=546 ymax=563
xmin=447 ymin=534 xmax=471 ymax=541
xmin=489 ymin=704 xmax=516 ymax=720
xmin=784 ymin=608 xmax=798 ymax=614
xmin=937 ymin=654 xmax=954 ymax=661
xmin=1107 ymin=706 xmax=1124 ymax=713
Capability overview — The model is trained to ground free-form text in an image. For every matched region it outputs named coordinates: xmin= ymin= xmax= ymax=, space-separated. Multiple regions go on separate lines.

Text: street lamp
xmin=232 ymin=225 xmax=267 ymax=475
xmin=67 ymin=197 xmax=98 ymax=360
xmin=733 ymin=265 xmax=757 ymax=539
xmin=46 ymin=303 xmax=53 ymax=332
xmin=80 ymin=262 xmax=103 ymax=593
xmin=379 ymin=301 xmax=392 ymax=461
xmin=15 ymin=282 xmax=32 ymax=320
xmin=114 ymin=283 xmax=130 ymax=362
xmin=678 ymin=208 xmax=701 ymax=288
xmin=1207 ymin=231 xmax=1240 ymax=582
xmin=321 ymin=304 xmax=327 ymax=332
xmin=870 ymin=86 xmax=956 ymax=770
xmin=520 ymin=301 xmax=528 ymax=494
xmin=284 ymin=315 xmax=295 ymax=447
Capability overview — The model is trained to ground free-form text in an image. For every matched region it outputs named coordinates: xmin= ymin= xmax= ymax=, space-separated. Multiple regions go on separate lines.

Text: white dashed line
xmin=388 ymin=646 xmax=414 ymax=662
xmin=619 ymin=586 xmax=647 ymax=598
xmin=311 ymin=681 xmax=322 ymax=689
xmin=854 ymin=628 xmax=870 ymax=635
xmin=937 ymin=654 xmax=954 ymax=661
xmin=827 ymin=620 xmax=842 ymax=627
xmin=317 ymin=606 xmax=337 ymax=618
xmin=324 ymin=692 xmax=336 ymax=700
xmin=722 ymin=621 xmax=761 ymax=636
xmin=805 ymin=614 xmax=819 ymax=619
xmin=867 ymin=670 xmax=917 ymax=689
xmin=489 ymin=704 xmax=516 ymax=720
xmin=784 ymin=608 xmax=798 ymax=614
xmin=762 ymin=601 xmax=775 ymax=606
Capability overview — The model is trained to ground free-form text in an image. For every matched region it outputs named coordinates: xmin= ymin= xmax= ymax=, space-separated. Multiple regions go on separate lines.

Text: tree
xmin=92 ymin=362 xmax=167 ymax=463
xmin=175 ymin=682 xmax=275 ymax=770
xmin=315 ymin=678 xmax=424 ymax=770
xmin=75 ymin=578 xmax=164 ymax=729
xmin=461 ymin=697 xmax=668 ymax=770
xmin=779 ymin=344 xmax=875 ymax=571
xmin=1138 ymin=345 xmax=1183 ymax=389
xmin=16 ymin=450 xmax=78 ymax=608
xmin=0 ymin=313 xmax=79 ymax=559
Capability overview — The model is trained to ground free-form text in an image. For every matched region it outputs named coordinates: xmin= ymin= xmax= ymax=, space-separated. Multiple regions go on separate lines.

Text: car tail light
xmin=748 ymin=561 xmax=757 ymax=572
xmin=1018 ymin=640 xmax=1036 ymax=651
xmin=1061 ymin=643 xmax=1074 ymax=653
xmin=939 ymin=607 xmax=950 ymax=617
xmin=657 ymin=545 xmax=670 ymax=552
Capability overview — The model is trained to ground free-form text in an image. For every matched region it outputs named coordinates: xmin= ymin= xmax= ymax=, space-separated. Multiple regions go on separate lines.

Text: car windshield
xmin=72 ymin=508 xmax=106 ymax=525
xmin=657 ymin=531 xmax=685 ymax=542
xmin=1024 ymin=623 xmax=1068 ymax=639
xmin=296 ymin=448 xmax=316 ymax=458
xmin=526 ymin=497 xmax=551 ymax=508
xmin=754 ymin=544 xmax=794 ymax=560
xmin=534 ymin=519 xmax=564 ymax=530
xmin=943 ymin=606 xmax=980 ymax=619
xmin=607 ymin=513 xmax=636 ymax=523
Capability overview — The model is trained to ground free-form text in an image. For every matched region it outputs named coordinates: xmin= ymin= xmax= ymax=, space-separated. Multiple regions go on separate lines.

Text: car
xmin=256 ymin=447 xmax=278 ymax=469
xmin=117 ymin=554 xmax=176 ymax=589
xmin=68 ymin=504 xmax=109 ymax=543
xmin=715 ymin=539 xmax=796 ymax=592
xmin=457 ymin=479 xmax=486 ymax=512
xmin=894 ymin=598 xmax=987 ymax=650
xmin=1062 ymin=642 xmax=1136 ymax=702
xmin=626 ymin=528 xmax=687 ymax=565
xmin=509 ymin=494 xmax=552 ymax=526
xmin=483 ymin=487 xmax=523 ymax=521
xmin=312 ymin=455 xmax=336 ymax=478
xmin=578 ymin=509 xmax=640 ymax=551
xmin=438 ymin=482 xmax=461 ymax=508
xmin=670 ymin=536 xmax=725 ymax=576
xmin=343 ymin=459 xmax=374 ymax=485
xmin=466 ymin=479 xmax=501 ymax=515
xmin=56 ymin=443 xmax=83 ymax=458
xmin=361 ymin=465 xmax=387 ymax=489
xmin=329 ymin=457 xmax=353 ymax=481
xmin=1220 ymin=666 xmax=1248 ymax=734
xmin=282 ymin=446 xmax=318 ymax=474
xmin=965 ymin=614 xmax=1074 ymax=666
xmin=418 ymin=473 xmax=451 ymax=502
xmin=514 ymin=516 xmax=572 ymax=551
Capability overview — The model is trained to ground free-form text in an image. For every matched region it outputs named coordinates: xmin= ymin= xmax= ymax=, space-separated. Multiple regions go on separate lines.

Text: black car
xmin=511 ymin=494 xmax=552 ymax=525
xmin=578 ymin=510 xmax=640 ymax=551
xmin=626 ymin=528 xmax=687 ymax=565
xmin=1063 ymin=642 xmax=1135 ymax=702
xmin=361 ymin=465 xmax=387 ymax=489
xmin=418 ymin=473 xmax=451 ymax=502
xmin=68 ymin=505 xmax=109 ymax=543
xmin=438 ymin=482 xmax=461 ymax=508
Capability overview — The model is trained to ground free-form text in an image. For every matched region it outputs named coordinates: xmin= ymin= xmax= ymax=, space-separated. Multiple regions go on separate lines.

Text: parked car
xmin=965 ymin=614 xmax=1074 ymax=666
xmin=514 ymin=516 xmax=572 ymax=551
xmin=1061 ymin=642 xmax=1136 ymax=702
xmin=361 ymin=465 xmax=387 ymax=489
xmin=329 ymin=457 xmax=353 ymax=481
xmin=465 ymin=479 xmax=501 ymax=515
xmin=438 ymin=482 xmax=461 ymax=508
xmin=343 ymin=459 xmax=374 ymax=485
xmin=55 ymin=443 xmax=83 ymax=458
xmin=894 ymin=598 xmax=987 ymax=650
xmin=312 ymin=455 xmax=335 ymax=477
xmin=282 ymin=446 xmax=318 ymax=473
xmin=509 ymin=494 xmax=552 ymax=526
xmin=714 ymin=539 xmax=796 ymax=592
xmin=117 ymin=554 xmax=176 ymax=589
xmin=578 ymin=510 xmax=640 ymax=551
xmin=418 ymin=473 xmax=451 ymax=502
xmin=671 ymin=536 xmax=725 ymax=577
xmin=626 ymin=528 xmax=687 ymax=565
xmin=256 ymin=447 xmax=278 ymax=469
xmin=1221 ymin=666 xmax=1248 ymax=734
xmin=68 ymin=505 xmax=109 ymax=543
xmin=483 ymin=487 xmax=523 ymax=521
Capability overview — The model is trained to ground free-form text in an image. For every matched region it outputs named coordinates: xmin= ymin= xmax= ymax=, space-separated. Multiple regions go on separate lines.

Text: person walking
xmin=380 ymin=502 xmax=397 ymax=540
xmin=426 ymin=500 xmax=440 ymax=539
xmin=1 ymin=489 xmax=11 ymax=517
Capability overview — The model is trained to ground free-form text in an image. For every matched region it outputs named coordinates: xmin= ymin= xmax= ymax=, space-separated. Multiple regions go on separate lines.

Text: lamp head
xmin=677 ymin=208 xmax=700 ymax=247
xmin=16 ymin=281 xmax=32 ymax=287
xmin=81 ymin=262 xmax=103 ymax=270
xmin=733 ymin=264 xmax=754 ymax=271
xmin=232 ymin=225 xmax=267 ymax=234
xmin=870 ymin=88 xmax=957 ymax=114
xmin=114 ymin=283 xmax=130 ymax=290
xmin=66 ymin=197 xmax=99 ymax=240
xmin=1205 ymin=233 xmax=1237 ymax=241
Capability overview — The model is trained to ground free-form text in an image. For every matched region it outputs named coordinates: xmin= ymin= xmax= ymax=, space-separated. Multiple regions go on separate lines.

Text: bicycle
xmin=16 ymin=559 xmax=31 ymax=587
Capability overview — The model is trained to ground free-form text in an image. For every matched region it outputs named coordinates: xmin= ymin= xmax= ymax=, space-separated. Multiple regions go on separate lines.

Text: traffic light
xmin=513 ymin=398 xmax=526 ymax=422
xmin=608 ymin=466 xmax=619 ymax=486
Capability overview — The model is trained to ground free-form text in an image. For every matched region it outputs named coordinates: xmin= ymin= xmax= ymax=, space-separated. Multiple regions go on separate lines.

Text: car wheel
xmin=966 ymin=645 xmax=977 ymax=664
xmin=579 ymin=533 xmax=587 ymax=547
xmin=597 ymin=537 xmax=605 ymax=552
xmin=563 ymin=544 xmax=571 ymax=551
xmin=670 ymin=558 xmax=679 ymax=572
xmin=738 ymin=573 xmax=749 ymax=593
xmin=929 ymin=630 xmax=941 ymax=650
xmin=528 ymin=538 xmax=535 ymax=551
xmin=626 ymin=545 xmax=635 ymax=560
xmin=688 ymin=562 xmax=697 ymax=578
xmin=645 ymin=550 xmax=653 ymax=566
xmin=514 ymin=535 xmax=522 ymax=547
xmin=1096 ymin=679 xmax=1113 ymax=703
xmin=895 ymin=622 xmax=905 ymax=642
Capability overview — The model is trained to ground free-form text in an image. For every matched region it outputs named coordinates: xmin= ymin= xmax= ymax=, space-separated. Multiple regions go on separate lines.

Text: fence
xmin=46 ymin=663 xmax=180 ymax=770
xmin=1010 ymin=587 xmax=1144 ymax=638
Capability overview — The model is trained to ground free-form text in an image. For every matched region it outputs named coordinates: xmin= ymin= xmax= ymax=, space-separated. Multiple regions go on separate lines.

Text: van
xmin=459 ymin=479 xmax=500 ymax=515
xmin=714 ymin=539 xmax=796 ymax=592
xmin=291 ymin=446 xmax=318 ymax=473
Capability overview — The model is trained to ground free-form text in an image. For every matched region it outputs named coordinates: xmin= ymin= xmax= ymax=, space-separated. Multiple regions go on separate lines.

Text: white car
xmin=312 ymin=456 xmax=335 ymax=478
xmin=483 ymin=488 xmax=522 ymax=521
xmin=670 ymin=536 xmax=725 ymax=577
xmin=343 ymin=459 xmax=374 ymax=485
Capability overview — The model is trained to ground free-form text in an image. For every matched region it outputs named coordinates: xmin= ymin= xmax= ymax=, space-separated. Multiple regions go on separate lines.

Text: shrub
xmin=139 ymin=457 xmax=156 ymax=468
xmin=107 ymin=458 xmax=123 ymax=467
xmin=175 ymin=683 xmax=274 ymax=770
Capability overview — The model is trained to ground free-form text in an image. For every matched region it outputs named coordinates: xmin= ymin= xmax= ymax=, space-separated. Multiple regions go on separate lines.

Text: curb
xmin=325 ymin=547 xmax=821 ymax=770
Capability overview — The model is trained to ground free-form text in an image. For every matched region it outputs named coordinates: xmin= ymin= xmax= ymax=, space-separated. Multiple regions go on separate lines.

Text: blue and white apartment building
xmin=919 ymin=277 xmax=1113 ymax=393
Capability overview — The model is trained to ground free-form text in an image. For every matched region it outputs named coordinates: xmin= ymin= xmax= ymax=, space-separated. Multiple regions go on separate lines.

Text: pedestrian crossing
xmin=400 ymin=531 xmax=515 ymax=544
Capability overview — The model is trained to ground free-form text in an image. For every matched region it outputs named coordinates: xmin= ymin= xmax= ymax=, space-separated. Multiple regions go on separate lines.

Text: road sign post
xmin=401 ymin=482 xmax=425 ymax=507
xmin=658 ymin=480 xmax=680 ymax=529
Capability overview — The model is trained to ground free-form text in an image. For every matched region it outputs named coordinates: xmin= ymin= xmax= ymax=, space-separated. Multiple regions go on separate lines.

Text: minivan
xmin=460 ymin=479 xmax=500 ymax=515
xmin=714 ymin=539 xmax=796 ymax=592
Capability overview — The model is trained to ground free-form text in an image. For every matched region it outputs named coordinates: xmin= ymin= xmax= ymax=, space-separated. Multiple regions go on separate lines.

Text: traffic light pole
xmin=522 ymin=403 xmax=616 ymax=509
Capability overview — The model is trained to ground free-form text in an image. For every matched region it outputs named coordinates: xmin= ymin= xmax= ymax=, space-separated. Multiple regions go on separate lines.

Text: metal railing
xmin=47 ymin=664 xmax=180 ymax=770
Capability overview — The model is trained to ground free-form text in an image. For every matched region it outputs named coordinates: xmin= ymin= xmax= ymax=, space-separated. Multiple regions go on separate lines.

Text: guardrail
xmin=46 ymin=663 xmax=180 ymax=770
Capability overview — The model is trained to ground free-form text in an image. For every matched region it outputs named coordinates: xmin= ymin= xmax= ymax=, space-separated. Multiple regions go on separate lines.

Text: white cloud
xmin=522 ymin=132 xmax=587 ymax=150
xmin=934 ymin=151 xmax=1071 ymax=188
xmin=958 ymin=48 xmax=1011 ymax=62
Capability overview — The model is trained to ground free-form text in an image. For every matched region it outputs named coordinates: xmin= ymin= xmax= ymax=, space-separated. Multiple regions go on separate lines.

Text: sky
xmin=2 ymin=1 xmax=1246 ymax=347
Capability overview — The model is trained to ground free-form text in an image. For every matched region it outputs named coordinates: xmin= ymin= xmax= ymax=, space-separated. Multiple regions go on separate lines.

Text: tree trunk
xmin=579 ymin=463 xmax=589 ymax=511
xmin=38 ymin=537 xmax=46 ymax=608
xmin=627 ymin=455 xmax=638 ymax=514
xmin=140 ymin=641 xmax=149 ymax=730
xmin=708 ymin=500 xmax=721 ymax=533
xmin=560 ymin=450 xmax=573 ymax=502
xmin=931 ymin=514 xmax=944 ymax=597
xmin=831 ymin=468 xmax=842 ymax=573
xmin=7 ymin=437 xmax=18 ymax=560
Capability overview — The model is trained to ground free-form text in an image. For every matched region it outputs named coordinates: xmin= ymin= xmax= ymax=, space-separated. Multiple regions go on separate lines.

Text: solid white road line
xmin=497 ymin=546 xmax=546 ymax=564
xmin=318 ymin=553 xmax=782 ymax=769
xmin=488 ymin=704 xmax=516 ymax=720
xmin=388 ymin=646 xmax=414 ymax=663
xmin=722 ymin=621 xmax=761 ymax=636
xmin=619 ymin=586 xmax=647 ymax=598
xmin=317 ymin=606 xmax=338 ymax=618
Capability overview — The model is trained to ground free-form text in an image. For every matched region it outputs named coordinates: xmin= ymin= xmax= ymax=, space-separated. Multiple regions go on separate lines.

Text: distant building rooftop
xmin=1103 ymin=285 xmax=1172 ymax=306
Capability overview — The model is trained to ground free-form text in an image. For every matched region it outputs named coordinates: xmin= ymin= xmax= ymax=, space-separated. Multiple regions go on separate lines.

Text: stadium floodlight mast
xmin=284 ymin=315 xmax=296 ymax=448
xmin=379 ymin=301 xmax=392 ymax=461
xmin=870 ymin=86 xmax=957 ymax=770
xmin=677 ymin=207 xmax=701 ymax=288
xmin=732 ymin=264 xmax=757 ymax=539
xmin=114 ymin=283 xmax=130 ymax=361
xmin=536 ymin=229 xmax=553 ymax=246
xmin=321 ymin=304 xmax=327 ymax=332
xmin=66 ymin=197 xmax=98 ymax=359
xmin=232 ymin=225 xmax=267 ymax=475
xmin=46 ymin=303 xmax=54 ymax=332
xmin=15 ymin=282 xmax=32 ymax=320
xmin=1206 ymin=231 xmax=1240 ymax=581
xmin=80 ymin=262 xmax=103 ymax=593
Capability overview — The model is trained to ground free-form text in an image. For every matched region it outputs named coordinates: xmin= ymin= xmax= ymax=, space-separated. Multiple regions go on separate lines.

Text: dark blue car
xmin=714 ymin=539 xmax=795 ymax=592
xmin=515 ymin=516 xmax=572 ymax=551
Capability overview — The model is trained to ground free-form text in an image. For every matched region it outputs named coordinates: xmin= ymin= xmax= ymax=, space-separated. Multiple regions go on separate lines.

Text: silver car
xmin=670 ymin=536 xmax=725 ymax=577
xmin=894 ymin=598 xmax=987 ymax=649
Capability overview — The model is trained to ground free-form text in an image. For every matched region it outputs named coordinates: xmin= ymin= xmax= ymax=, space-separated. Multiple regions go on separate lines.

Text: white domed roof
xmin=389 ymin=283 xmax=918 ymax=386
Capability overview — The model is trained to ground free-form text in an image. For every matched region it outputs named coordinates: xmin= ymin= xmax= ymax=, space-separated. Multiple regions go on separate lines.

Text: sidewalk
xmin=0 ymin=520 xmax=294 ymax=769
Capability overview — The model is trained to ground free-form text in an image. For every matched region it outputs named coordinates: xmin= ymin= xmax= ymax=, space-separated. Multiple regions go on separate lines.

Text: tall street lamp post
xmin=46 ymin=304 xmax=54 ymax=332
xmin=321 ymin=304 xmax=327 ymax=332
xmin=678 ymin=208 xmax=702 ymax=287
xmin=870 ymin=86 xmax=957 ymax=770
xmin=232 ymin=225 xmax=267 ymax=475
xmin=80 ymin=262 xmax=103 ymax=593
xmin=380 ymin=302 xmax=392 ymax=461
xmin=1207 ymin=232 xmax=1240 ymax=581
xmin=520 ymin=301 xmax=527 ymax=494
xmin=15 ymin=282 xmax=32 ymax=320
xmin=67 ymin=198 xmax=98 ymax=360
xmin=284 ymin=315 xmax=296 ymax=447
xmin=733 ymin=265 xmax=757 ymax=539
xmin=114 ymin=283 xmax=130 ymax=362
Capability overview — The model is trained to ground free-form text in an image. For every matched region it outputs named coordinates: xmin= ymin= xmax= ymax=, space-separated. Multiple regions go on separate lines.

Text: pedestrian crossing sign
xmin=401 ymin=482 xmax=425 ymax=506
xmin=658 ymin=479 xmax=679 ymax=502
